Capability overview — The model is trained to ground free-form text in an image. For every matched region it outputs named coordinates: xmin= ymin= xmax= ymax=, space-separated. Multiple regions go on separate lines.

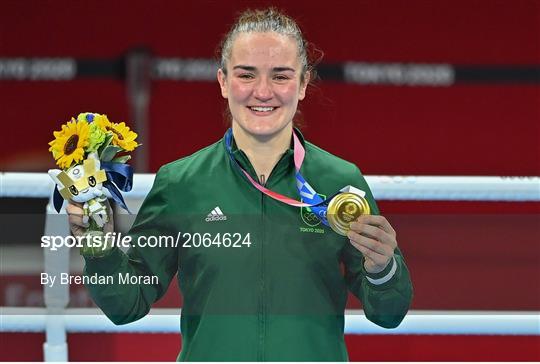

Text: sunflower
xmin=48 ymin=118 xmax=90 ymax=169
xmin=91 ymin=114 xmax=138 ymax=151
xmin=107 ymin=122 xmax=139 ymax=151
xmin=91 ymin=113 xmax=113 ymax=133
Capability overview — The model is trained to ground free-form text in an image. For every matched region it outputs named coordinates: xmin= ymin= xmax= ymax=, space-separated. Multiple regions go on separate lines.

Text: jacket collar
xmin=222 ymin=127 xmax=306 ymax=183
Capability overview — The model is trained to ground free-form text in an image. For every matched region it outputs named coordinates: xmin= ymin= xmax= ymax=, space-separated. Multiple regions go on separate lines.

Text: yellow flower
xmin=91 ymin=114 xmax=137 ymax=151
xmin=48 ymin=118 xmax=90 ymax=169
xmin=108 ymin=122 xmax=138 ymax=151
xmin=92 ymin=113 xmax=113 ymax=133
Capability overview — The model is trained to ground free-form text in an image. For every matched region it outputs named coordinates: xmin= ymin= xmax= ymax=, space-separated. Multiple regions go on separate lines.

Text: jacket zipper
xmin=259 ymin=173 xmax=266 ymax=361
xmin=256 ymin=156 xmax=288 ymax=360
xmin=240 ymin=155 xmax=286 ymax=361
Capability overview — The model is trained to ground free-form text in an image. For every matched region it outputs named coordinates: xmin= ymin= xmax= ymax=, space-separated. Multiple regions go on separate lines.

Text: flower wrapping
xmin=48 ymin=112 xmax=139 ymax=257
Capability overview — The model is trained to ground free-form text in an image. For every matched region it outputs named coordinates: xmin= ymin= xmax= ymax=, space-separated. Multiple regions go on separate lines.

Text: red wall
xmin=1 ymin=0 xmax=539 ymax=174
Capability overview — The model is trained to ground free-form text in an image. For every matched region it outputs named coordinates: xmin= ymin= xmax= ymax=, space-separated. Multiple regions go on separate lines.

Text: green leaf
xmin=111 ymin=155 xmax=131 ymax=164
xmin=97 ymin=133 xmax=114 ymax=157
xmin=100 ymin=145 xmax=123 ymax=162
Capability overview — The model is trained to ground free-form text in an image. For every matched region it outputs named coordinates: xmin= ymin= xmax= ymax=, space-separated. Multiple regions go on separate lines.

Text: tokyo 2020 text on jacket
xmin=83 ymin=129 xmax=413 ymax=361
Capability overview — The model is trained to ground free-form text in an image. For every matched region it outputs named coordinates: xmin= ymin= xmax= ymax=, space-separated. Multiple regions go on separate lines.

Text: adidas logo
xmin=205 ymin=206 xmax=228 ymax=222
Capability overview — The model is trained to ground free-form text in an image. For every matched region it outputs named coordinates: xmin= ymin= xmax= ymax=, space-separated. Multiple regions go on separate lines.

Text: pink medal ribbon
xmin=224 ymin=128 xmax=326 ymax=211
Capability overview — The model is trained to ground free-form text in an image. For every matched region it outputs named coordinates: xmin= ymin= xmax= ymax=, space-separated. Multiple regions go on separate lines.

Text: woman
xmin=68 ymin=8 xmax=412 ymax=361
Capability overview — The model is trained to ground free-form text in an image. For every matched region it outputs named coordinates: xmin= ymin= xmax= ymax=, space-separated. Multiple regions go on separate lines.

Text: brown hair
xmin=218 ymin=7 xmax=320 ymax=86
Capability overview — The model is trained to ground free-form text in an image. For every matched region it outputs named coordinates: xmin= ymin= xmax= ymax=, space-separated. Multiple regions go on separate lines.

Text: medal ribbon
xmin=224 ymin=128 xmax=330 ymax=225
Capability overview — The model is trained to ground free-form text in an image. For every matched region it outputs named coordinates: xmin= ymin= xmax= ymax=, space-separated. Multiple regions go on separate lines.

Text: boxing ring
xmin=1 ymin=173 xmax=539 ymax=361
xmin=2 ymin=44 xmax=540 ymax=361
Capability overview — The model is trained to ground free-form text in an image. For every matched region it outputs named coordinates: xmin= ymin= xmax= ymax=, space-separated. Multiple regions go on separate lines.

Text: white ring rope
xmin=2 ymin=308 xmax=538 ymax=335
xmin=1 ymin=172 xmax=539 ymax=201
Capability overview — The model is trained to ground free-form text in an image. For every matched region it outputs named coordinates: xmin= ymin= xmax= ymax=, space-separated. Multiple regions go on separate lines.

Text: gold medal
xmin=326 ymin=192 xmax=370 ymax=236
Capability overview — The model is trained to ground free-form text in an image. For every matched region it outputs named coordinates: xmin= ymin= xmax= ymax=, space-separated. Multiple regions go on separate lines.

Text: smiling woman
xmin=217 ymin=31 xmax=310 ymax=179
xmin=67 ymin=7 xmax=413 ymax=362
xmin=216 ymin=9 xmax=316 ymax=180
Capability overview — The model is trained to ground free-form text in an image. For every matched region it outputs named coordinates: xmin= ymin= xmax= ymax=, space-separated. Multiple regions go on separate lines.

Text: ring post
xmin=43 ymin=201 xmax=70 ymax=361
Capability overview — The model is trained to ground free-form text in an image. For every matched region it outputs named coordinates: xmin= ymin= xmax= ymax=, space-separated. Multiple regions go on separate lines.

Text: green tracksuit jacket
xmin=84 ymin=130 xmax=413 ymax=361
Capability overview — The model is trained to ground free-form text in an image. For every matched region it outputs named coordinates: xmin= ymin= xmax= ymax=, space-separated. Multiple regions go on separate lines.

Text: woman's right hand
xmin=66 ymin=200 xmax=114 ymax=237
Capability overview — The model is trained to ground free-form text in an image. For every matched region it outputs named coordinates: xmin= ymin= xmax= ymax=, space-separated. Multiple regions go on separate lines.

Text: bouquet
xmin=48 ymin=112 xmax=139 ymax=257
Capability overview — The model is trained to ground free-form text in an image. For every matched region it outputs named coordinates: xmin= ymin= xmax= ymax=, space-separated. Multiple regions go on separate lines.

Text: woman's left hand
xmin=347 ymin=215 xmax=398 ymax=274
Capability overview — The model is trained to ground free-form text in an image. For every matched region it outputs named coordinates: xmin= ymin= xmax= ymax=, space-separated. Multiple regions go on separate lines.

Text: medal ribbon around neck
xmin=224 ymin=128 xmax=330 ymax=226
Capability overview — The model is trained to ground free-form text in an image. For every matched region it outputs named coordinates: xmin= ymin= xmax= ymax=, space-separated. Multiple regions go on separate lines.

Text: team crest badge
xmin=300 ymin=193 xmax=326 ymax=227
